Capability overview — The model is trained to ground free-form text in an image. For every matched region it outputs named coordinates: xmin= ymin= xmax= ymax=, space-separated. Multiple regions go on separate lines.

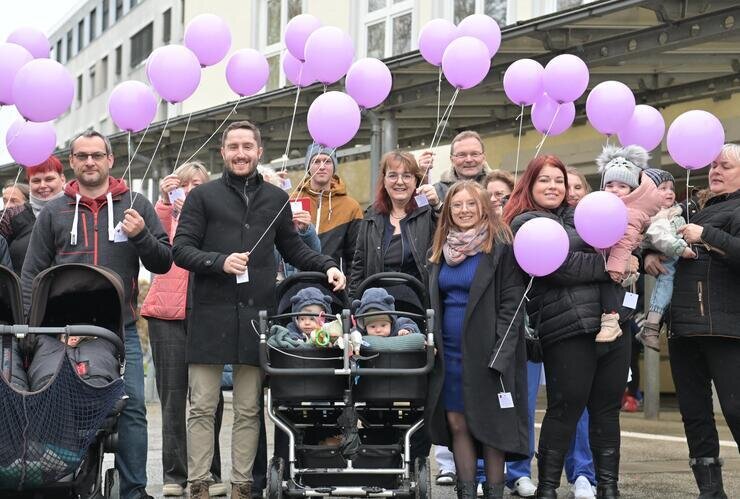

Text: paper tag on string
xmin=113 ymin=222 xmax=128 ymax=242
xmin=414 ymin=194 xmax=429 ymax=207
xmin=622 ymin=292 xmax=638 ymax=309
xmin=281 ymin=178 xmax=292 ymax=190
xmin=236 ymin=267 xmax=249 ymax=284
xmin=167 ymin=187 xmax=185 ymax=204
xmin=290 ymin=201 xmax=303 ymax=214
xmin=498 ymin=392 xmax=514 ymax=409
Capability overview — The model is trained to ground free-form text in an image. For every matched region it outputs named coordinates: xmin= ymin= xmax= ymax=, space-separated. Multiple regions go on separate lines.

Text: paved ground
xmin=104 ymin=393 xmax=738 ymax=498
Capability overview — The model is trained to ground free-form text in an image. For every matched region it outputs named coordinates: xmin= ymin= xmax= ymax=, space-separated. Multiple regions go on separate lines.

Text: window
xmin=115 ymin=0 xmax=123 ymax=22
xmin=66 ymin=30 xmax=73 ymax=60
xmin=90 ymin=8 xmax=97 ymax=40
xmin=101 ymin=56 xmax=109 ymax=92
xmin=102 ymin=0 xmax=109 ymax=32
xmin=89 ymin=66 xmax=96 ymax=97
xmin=557 ymin=0 xmax=583 ymax=9
xmin=260 ymin=0 xmax=304 ymax=89
xmin=266 ymin=54 xmax=280 ymax=91
xmin=56 ymin=40 xmax=63 ymax=63
xmin=454 ymin=0 xmax=508 ymax=26
xmin=131 ymin=0 xmax=139 ymax=6
xmin=130 ymin=23 xmax=153 ymax=68
xmin=115 ymin=45 xmax=122 ymax=77
xmin=78 ymin=20 xmax=85 ymax=52
xmin=163 ymin=8 xmax=172 ymax=43
xmin=366 ymin=22 xmax=385 ymax=59
xmin=77 ymin=74 xmax=83 ymax=106
xmin=267 ymin=0 xmax=281 ymax=45
xmin=361 ymin=0 xmax=413 ymax=58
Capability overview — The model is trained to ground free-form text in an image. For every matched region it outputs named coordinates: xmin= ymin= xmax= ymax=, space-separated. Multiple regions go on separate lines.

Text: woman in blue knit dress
xmin=425 ymin=181 xmax=529 ymax=499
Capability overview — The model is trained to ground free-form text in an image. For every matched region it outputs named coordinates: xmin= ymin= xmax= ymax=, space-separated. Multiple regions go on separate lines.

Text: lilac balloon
xmin=6 ymin=27 xmax=50 ymax=59
xmin=418 ymin=19 xmax=457 ymax=67
xmin=184 ymin=14 xmax=232 ymax=67
xmin=442 ymin=36 xmax=491 ymax=90
xmin=543 ymin=54 xmax=589 ymax=104
xmin=0 ymin=43 xmax=34 ymax=105
xmin=345 ymin=58 xmax=392 ymax=109
xmin=456 ymin=14 xmax=502 ymax=58
xmin=12 ymin=59 xmax=74 ymax=122
xmin=285 ymin=14 xmax=322 ymax=61
xmin=503 ymin=59 xmax=544 ymax=106
xmin=6 ymin=119 xmax=56 ymax=167
xmin=666 ymin=110 xmax=725 ymax=171
xmin=531 ymin=93 xmax=576 ymax=136
xmin=307 ymin=91 xmax=361 ymax=149
xmin=304 ymin=27 xmax=354 ymax=85
xmin=514 ymin=218 xmax=569 ymax=277
xmin=226 ymin=49 xmax=269 ymax=97
xmin=283 ymin=52 xmax=316 ymax=87
xmin=147 ymin=45 xmax=201 ymax=103
xmin=108 ymin=81 xmax=157 ymax=132
xmin=617 ymin=105 xmax=665 ymax=151
xmin=574 ymin=191 xmax=628 ymax=249
xmin=586 ymin=81 xmax=635 ymax=135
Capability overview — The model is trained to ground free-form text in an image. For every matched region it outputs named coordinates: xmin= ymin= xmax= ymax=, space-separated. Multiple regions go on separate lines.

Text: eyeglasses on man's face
xmin=451 ymin=152 xmax=484 ymax=160
xmin=72 ymin=152 xmax=108 ymax=161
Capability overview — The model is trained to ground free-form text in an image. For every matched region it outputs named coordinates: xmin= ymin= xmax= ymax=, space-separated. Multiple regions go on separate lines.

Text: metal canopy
xmin=2 ymin=0 xmax=738 ymax=182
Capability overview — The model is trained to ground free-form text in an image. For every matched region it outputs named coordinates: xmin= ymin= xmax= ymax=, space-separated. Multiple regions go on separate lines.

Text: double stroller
xmin=259 ymin=271 xmax=435 ymax=498
xmin=0 ymin=264 xmax=127 ymax=498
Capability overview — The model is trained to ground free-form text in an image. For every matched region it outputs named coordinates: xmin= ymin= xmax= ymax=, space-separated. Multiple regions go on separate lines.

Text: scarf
xmin=29 ymin=191 xmax=65 ymax=217
xmin=443 ymin=225 xmax=488 ymax=266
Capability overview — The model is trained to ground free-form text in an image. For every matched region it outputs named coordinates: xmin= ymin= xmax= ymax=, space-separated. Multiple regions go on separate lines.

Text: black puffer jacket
xmin=0 ymin=203 xmax=35 ymax=274
xmin=511 ymin=206 xmax=619 ymax=347
xmin=670 ymin=191 xmax=740 ymax=339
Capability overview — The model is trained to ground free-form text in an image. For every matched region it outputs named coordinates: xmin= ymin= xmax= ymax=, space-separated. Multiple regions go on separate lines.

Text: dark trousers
xmin=539 ymin=329 xmax=630 ymax=451
xmin=668 ymin=336 xmax=740 ymax=458
xmin=626 ymin=320 xmax=641 ymax=397
xmin=147 ymin=318 xmax=223 ymax=487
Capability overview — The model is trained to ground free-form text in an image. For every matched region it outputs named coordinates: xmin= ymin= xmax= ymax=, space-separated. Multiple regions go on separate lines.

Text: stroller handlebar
xmin=0 ymin=324 xmax=125 ymax=359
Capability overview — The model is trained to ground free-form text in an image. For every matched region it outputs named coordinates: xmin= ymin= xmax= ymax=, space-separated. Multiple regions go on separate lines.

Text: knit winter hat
xmin=304 ymin=143 xmax=338 ymax=171
xmin=597 ymin=144 xmax=650 ymax=189
xmin=290 ymin=287 xmax=332 ymax=315
xmin=642 ymin=168 xmax=674 ymax=187
xmin=352 ymin=288 xmax=396 ymax=327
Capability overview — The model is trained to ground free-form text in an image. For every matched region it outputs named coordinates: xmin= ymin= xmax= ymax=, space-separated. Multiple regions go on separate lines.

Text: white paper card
xmin=236 ymin=267 xmax=249 ymax=284
xmin=113 ymin=222 xmax=128 ymax=242
xmin=622 ymin=292 xmax=639 ymax=309
xmin=167 ymin=187 xmax=186 ymax=204
xmin=290 ymin=201 xmax=303 ymax=214
xmin=498 ymin=392 xmax=514 ymax=409
xmin=414 ymin=194 xmax=429 ymax=207
xmin=281 ymin=178 xmax=292 ymax=190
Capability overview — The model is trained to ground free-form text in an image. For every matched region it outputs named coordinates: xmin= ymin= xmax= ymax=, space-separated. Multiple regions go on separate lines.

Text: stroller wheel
xmin=104 ymin=468 xmax=120 ymax=499
xmin=414 ymin=457 xmax=431 ymax=499
xmin=266 ymin=457 xmax=284 ymax=499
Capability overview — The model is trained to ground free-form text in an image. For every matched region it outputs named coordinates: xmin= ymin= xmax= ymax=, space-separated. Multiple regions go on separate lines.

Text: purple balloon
xmin=12 ymin=59 xmax=74 ymax=122
xmin=418 ymin=19 xmax=456 ymax=67
xmin=586 ymin=81 xmax=635 ymax=135
xmin=304 ymin=27 xmax=354 ymax=85
xmin=0 ymin=43 xmax=34 ymax=105
xmin=574 ymin=191 xmax=628 ymax=249
xmin=307 ymin=91 xmax=361 ymax=149
xmin=226 ymin=49 xmax=269 ymax=97
xmin=531 ymin=93 xmax=575 ymax=136
xmin=108 ymin=81 xmax=157 ymax=133
xmin=184 ymin=14 xmax=232 ymax=67
xmin=6 ymin=119 xmax=56 ymax=167
xmin=6 ymin=27 xmax=50 ymax=59
xmin=147 ymin=45 xmax=201 ymax=104
xmin=442 ymin=36 xmax=490 ymax=90
xmin=666 ymin=110 xmax=725 ymax=171
xmin=617 ymin=105 xmax=665 ymax=151
xmin=456 ymin=14 xmax=502 ymax=58
xmin=285 ymin=14 xmax=322 ymax=61
xmin=514 ymin=218 xmax=569 ymax=277
xmin=283 ymin=52 xmax=316 ymax=87
xmin=503 ymin=58 xmax=544 ymax=106
xmin=345 ymin=58 xmax=392 ymax=109
xmin=543 ymin=54 xmax=589 ymax=104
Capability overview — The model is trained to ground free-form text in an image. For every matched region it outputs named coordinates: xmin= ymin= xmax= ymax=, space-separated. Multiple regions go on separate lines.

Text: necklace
xmin=390 ymin=212 xmax=406 ymax=220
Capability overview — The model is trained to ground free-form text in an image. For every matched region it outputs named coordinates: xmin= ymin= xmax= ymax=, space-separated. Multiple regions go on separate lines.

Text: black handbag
xmin=524 ymin=314 xmax=543 ymax=363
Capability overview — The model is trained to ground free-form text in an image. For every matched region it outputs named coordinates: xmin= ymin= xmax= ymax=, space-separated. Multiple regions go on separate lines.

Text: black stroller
xmin=0 ymin=264 xmax=127 ymax=499
xmin=259 ymin=271 xmax=434 ymax=498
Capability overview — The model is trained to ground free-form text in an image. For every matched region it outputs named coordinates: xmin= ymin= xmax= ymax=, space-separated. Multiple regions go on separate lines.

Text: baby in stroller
xmin=352 ymin=287 xmax=421 ymax=337
xmin=268 ymin=287 xmax=343 ymax=348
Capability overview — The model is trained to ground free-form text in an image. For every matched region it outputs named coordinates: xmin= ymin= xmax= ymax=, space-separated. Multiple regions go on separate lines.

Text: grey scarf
xmin=29 ymin=191 xmax=65 ymax=217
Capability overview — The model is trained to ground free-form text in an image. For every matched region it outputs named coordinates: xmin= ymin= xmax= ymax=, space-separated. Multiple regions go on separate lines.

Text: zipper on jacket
xmin=697 ymin=281 xmax=705 ymax=317
xmin=93 ymin=211 xmax=99 ymax=265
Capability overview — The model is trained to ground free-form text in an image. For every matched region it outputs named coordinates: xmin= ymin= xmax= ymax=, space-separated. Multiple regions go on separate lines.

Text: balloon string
xmin=533 ymin=104 xmax=561 ymax=158
xmin=686 ymin=170 xmax=691 ymax=224
xmin=489 ymin=276 xmax=533 ymax=370
xmin=419 ymin=89 xmax=459 ymax=187
xmin=0 ymin=167 xmax=23 ymax=224
xmin=173 ymin=112 xmax=192 ymax=172
xmin=514 ymin=104 xmax=524 ymax=183
xmin=131 ymin=114 xmax=171 ymax=209
xmin=436 ymin=67 xmax=442 ymax=126
xmin=3 ymin=121 xmax=28 ymax=150
xmin=119 ymin=120 xmax=153 ymax=186
xmin=180 ymin=97 xmax=243 ymax=167
xmin=279 ymin=81 xmax=302 ymax=173
xmin=127 ymin=131 xmax=133 ymax=192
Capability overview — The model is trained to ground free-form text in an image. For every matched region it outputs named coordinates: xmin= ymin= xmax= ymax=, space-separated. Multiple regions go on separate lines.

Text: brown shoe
xmin=231 ymin=482 xmax=252 ymax=499
xmin=636 ymin=322 xmax=661 ymax=352
xmin=595 ymin=313 xmax=622 ymax=342
xmin=189 ymin=480 xmax=210 ymax=499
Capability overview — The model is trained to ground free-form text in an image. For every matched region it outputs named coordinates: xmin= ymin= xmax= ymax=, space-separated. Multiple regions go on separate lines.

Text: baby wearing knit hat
xmin=287 ymin=287 xmax=342 ymax=344
xmin=352 ymin=288 xmax=420 ymax=337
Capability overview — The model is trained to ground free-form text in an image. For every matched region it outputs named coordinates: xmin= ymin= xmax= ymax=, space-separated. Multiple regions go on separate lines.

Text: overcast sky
xmin=1 ymin=0 xmax=80 ymax=164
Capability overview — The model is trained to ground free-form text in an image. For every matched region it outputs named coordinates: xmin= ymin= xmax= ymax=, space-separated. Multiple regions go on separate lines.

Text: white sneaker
xmin=477 ymin=482 xmax=483 ymax=497
xmin=572 ymin=476 xmax=595 ymax=499
xmin=209 ymin=481 xmax=228 ymax=496
xmin=511 ymin=476 xmax=537 ymax=497
xmin=162 ymin=483 xmax=184 ymax=496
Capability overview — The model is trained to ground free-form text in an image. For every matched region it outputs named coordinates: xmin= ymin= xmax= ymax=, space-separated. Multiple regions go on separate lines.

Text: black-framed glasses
xmin=451 ymin=152 xmax=483 ymax=160
xmin=72 ymin=152 xmax=108 ymax=161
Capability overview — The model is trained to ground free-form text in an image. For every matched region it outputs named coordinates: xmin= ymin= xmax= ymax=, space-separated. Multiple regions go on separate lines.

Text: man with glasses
xmin=21 ymin=129 xmax=172 ymax=499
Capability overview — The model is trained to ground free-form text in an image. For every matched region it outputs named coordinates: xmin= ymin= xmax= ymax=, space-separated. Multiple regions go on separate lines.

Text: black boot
xmin=481 ymin=482 xmax=504 ymax=499
xmin=592 ymin=447 xmax=620 ymax=498
xmin=535 ymin=448 xmax=565 ymax=498
xmin=455 ymin=480 xmax=478 ymax=499
xmin=690 ymin=457 xmax=728 ymax=499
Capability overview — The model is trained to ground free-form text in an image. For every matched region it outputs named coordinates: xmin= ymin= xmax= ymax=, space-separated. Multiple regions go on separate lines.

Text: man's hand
xmin=293 ymin=210 xmax=312 ymax=232
xmin=643 ymin=253 xmax=668 ymax=276
xmin=159 ymin=174 xmax=180 ymax=204
xmin=121 ymin=209 xmax=145 ymax=237
xmin=418 ymin=150 xmax=434 ymax=172
xmin=223 ymin=252 xmax=249 ymax=274
xmin=678 ymin=223 xmax=704 ymax=244
xmin=681 ymin=246 xmax=697 ymax=259
xmin=416 ymin=184 xmax=440 ymax=208
xmin=326 ymin=267 xmax=346 ymax=291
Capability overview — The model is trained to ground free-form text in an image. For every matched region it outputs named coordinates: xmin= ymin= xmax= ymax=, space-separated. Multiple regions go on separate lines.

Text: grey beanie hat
xmin=597 ymin=144 xmax=650 ymax=189
xmin=290 ymin=287 xmax=332 ymax=315
xmin=352 ymin=288 xmax=396 ymax=327
xmin=304 ymin=143 xmax=338 ymax=171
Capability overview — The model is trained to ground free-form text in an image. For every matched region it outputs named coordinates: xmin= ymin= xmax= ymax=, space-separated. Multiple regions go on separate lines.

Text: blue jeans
xmin=116 ymin=324 xmax=148 ymax=498
xmin=649 ymin=255 xmax=678 ymax=314
xmin=565 ymin=411 xmax=595 ymax=484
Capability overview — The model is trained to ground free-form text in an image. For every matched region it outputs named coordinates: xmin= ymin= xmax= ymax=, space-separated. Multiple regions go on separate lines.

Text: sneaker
xmin=595 ymin=313 xmax=622 ymax=342
xmin=636 ymin=322 xmax=661 ymax=352
xmin=189 ymin=481 xmax=210 ymax=499
xmin=622 ymin=393 xmax=640 ymax=412
xmin=162 ymin=483 xmax=184 ymax=496
xmin=435 ymin=471 xmax=456 ymax=485
xmin=510 ymin=476 xmax=537 ymax=497
xmin=477 ymin=482 xmax=483 ymax=497
xmin=572 ymin=476 xmax=595 ymax=499
xmin=209 ymin=481 xmax=228 ymax=496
